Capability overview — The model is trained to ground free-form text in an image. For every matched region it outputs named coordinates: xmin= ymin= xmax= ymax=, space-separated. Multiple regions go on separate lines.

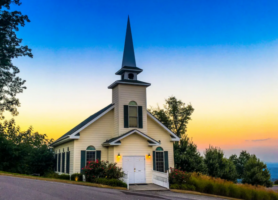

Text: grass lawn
xmin=0 ymin=171 xmax=127 ymax=190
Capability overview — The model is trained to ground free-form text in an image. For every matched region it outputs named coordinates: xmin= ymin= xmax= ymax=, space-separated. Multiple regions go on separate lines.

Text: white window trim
xmin=85 ymin=148 xmax=97 ymax=165
xmin=128 ymin=104 xmax=139 ymax=128
xmin=155 ymin=147 xmax=165 ymax=173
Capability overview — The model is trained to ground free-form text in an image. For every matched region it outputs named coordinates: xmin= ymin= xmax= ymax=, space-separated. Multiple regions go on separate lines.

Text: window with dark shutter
xmin=96 ymin=151 xmax=101 ymax=161
xmin=155 ymin=147 xmax=164 ymax=172
xmin=86 ymin=146 xmax=96 ymax=165
xmin=124 ymin=105 xmax=129 ymax=128
xmin=58 ymin=153 xmax=61 ymax=172
xmin=164 ymin=151 xmax=169 ymax=172
xmin=66 ymin=152 xmax=70 ymax=174
xmin=62 ymin=152 xmax=65 ymax=173
xmin=138 ymin=106 xmax=143 ymax=128
xmin=55 ymin=154 xmax=57 ymax=171
xmin=80 ymin=151 xmax=86 ymax=172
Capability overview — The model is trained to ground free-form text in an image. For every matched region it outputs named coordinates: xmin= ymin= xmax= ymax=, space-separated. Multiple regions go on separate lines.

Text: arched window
xmin=129 ymin=101 xmax=137 ymax=106
xmin=86 ymin=146 xmax=96 ymax=163
xmin=128 ymin=101 xmax=138 ymax=127
xmin=155 ymin=147 xmax=164 ymax=172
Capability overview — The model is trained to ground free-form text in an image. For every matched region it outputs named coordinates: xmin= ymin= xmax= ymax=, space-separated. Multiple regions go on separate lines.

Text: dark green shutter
xmin=153 ymin=151 xmax=156 ymax=170
xmin=80 ymin=150 xmax=86 ymax=172
xmin=54 ymin=154 xmax=57 ymax=171
xmin=164 ymin=151 xmax=169 ymax=172
xmin=66 ymin=152 xmax=70 ymax=174
xmin=96 ymin=150 xmax=101 ymax=161
xmin=124 ymin=105 xmax=128 ymax=128
xmin=58 ymin=153 xmax=61 ymax=172
xmin=62 ymin=152 xmax=65 ymax=173
xmin=138 ymin=106 xmax=143 ymax=128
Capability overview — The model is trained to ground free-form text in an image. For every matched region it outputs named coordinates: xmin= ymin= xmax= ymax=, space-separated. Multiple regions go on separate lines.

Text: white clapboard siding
xmin=73 ymin=109 xmax=114 ymax=173
xmin=112 ymin=84 xmax=147 ymax=136
xmin=147 ymin=115 xmax=175 ymax=169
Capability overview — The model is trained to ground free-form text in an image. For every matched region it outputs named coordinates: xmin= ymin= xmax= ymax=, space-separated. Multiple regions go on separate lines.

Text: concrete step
xmin=129 ymin=183 xmax=169 ymax=191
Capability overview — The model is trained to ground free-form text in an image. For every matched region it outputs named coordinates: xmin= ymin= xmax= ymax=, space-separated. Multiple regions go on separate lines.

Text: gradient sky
xmin=5 ymin=0 xmax=278 ymax=162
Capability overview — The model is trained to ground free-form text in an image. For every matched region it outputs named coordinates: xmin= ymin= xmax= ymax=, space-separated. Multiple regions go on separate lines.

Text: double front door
xmin=122 ymin=156 xmax=146 ymax=184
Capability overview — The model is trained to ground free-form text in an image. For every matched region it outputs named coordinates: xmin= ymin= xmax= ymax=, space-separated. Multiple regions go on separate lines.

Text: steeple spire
xmin=122 ymin=16 xmax=136 ymax=68
xmin=109 ymin=16 xmax=150 ymax=89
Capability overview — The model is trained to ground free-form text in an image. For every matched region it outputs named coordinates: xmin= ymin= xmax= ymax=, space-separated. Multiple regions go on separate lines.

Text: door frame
xmin=122 ymin=155 xmax=146 ymax=184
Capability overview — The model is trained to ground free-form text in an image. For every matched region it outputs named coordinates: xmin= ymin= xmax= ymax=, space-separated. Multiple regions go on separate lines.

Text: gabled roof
xmin=147 ymin=111 xmax=180 ymax=141
xmin=108 ymin=80 xmax=151 ymax=89
xmin=103 ymin=129 xmax=160 ymax=146
xmin=50 ymin=104 xmax=114 ymax=146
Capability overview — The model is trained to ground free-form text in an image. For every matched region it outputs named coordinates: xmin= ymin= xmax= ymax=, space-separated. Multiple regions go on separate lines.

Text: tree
xmin=204 ymin=146 xmax=237 ymax=182
xmin=0 ymin=0 xmax=33 ymax=119
xmin=149 ymin=96 xmax=194 ymax=138
xmin=0 ymin=119 xmax=54 ymax=175
xmin=174 ymin=135 xmax=207 ymax=174
xmin=229 ymin=151 xmax=251 ymax=179
xmin=242 ymin=155 xmax=273 ymax=187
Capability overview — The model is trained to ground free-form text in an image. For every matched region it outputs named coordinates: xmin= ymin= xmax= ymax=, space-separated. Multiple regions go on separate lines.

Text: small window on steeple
xmin=128 ymin=73 xmax=134 ymax=80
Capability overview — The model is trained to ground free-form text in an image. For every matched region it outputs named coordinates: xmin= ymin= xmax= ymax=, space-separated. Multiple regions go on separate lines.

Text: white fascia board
xmin=109 ymin=142 xmax=121 ymax=146
xmin=147 ymin=112 xmax=180 ymax=141
xmin=148 ymin=143 xmax=160 ymax=146
xmin=69 ymin=105 xmax=115 ymax=138
xmin=107 ymin=130 xmax=160 ymax=146
xmin=69 ymin=135 xmax=80 ymax=139
xmin=51 ymin=137 xmax=71 ymax=147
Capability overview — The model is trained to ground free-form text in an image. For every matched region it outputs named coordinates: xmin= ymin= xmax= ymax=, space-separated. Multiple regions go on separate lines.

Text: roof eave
xmin=115 ymin=68 xmax=143 ymax=75
xmin=108 ymin=81 xmax=151 ymax=89
xmin=50 ymin=136 xmax=71 ymax=147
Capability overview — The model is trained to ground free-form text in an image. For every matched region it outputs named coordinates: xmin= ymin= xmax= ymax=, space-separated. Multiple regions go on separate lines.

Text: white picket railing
xmin=152 ymin=170 xmax=169 ymax=189
xmin=120 ymin=172 xmax=129 ymax=190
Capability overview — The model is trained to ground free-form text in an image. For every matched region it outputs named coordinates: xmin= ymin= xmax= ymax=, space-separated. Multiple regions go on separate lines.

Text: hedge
xmin=170 ymin=172 xmax=278 ymax=200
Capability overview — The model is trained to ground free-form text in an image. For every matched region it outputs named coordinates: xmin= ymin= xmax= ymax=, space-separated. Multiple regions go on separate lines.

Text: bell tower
xmin=108 ymin=17 xmax=151 ymax=136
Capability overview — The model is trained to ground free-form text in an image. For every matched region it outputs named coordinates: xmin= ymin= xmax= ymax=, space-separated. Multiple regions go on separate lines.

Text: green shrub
xmin=90 ymin=178 xmax=127 ymax=188
xmin=169 ymin=167 xmax=191 ymax=184
xmin=170 ymin=171 xmax=278 ymax=200
xmin=228 ymin=184 xmax=241 ymax=198
xmin=170 ymin=184 xmax=180 ymax=189
xmin=275 ymin=180 xmax=278 ymax=185
xmin=43 ymin=172 xmax=60 ymax=179
xmin=82 ymin=160 xmax=124 ymax=182
xmin=58 ymin=174 xmax=70 ymax=180
xmin=71 ymin=173 xmax=82 ymax=181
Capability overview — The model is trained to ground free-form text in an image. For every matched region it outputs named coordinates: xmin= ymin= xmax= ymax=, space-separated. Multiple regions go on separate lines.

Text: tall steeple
xmin=108 ymin=16 xmax=150 ymax=89
xmin=122 ymin=16 xmax=136 ymax=68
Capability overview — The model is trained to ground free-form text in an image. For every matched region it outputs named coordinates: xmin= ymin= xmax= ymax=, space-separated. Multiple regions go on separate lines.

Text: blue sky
xmin=7 ymin=0 xmax=278 ymax=162
xmin=15 ymin=0 xmax=278 ymax=48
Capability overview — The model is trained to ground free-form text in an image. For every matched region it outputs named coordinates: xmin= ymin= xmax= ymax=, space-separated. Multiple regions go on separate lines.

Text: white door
xmin=122 ymin=156 xmax=146 ymax=184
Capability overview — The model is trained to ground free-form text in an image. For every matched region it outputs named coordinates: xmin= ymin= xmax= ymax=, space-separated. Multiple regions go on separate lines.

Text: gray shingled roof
xmin=108 ymin=80 xmax=151 ymax=89
xmin=53 ymin=104 xmax=114 ymax=143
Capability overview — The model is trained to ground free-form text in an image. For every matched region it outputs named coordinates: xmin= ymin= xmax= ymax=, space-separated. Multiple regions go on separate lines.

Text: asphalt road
xmin=0 ymin=175 xmax=226 ymax=200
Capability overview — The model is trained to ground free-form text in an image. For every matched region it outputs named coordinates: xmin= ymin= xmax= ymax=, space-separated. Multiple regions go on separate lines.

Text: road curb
xmin=0 ymin=173 xmax=127 ymax=191
xmin=170 ymin=189 xmax=242 ymax=200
